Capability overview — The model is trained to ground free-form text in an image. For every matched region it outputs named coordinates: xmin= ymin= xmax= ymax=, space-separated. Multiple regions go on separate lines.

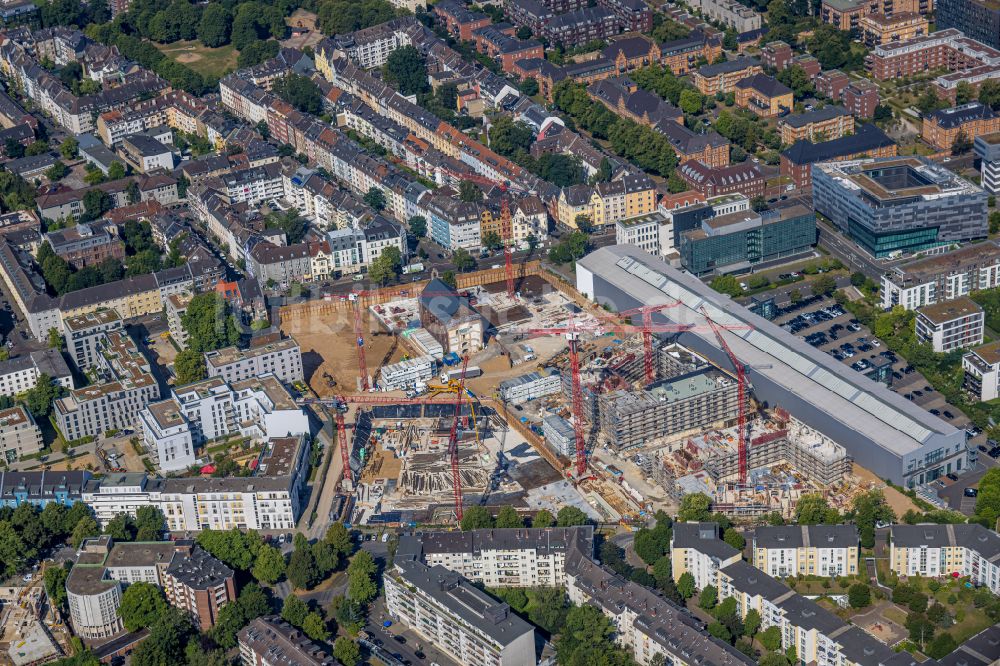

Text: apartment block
xmin=778 ymin=106 xmax=855 ymax=144
xmin=140 ymin=376 xmax=308 ymax=472
xmin=615 ymin=211 xmax=675 ymax=258
xmin=590 ymin=174 xmax=658 ymax=227
xmin=599 ymin=369 xmax=740 ymax=449
xmin=937 ymin=0 xmax=1000 ymax=50
xmin=734 ymin=74 xmax=793 ymax=117
xmin=963 ymin=340 xmax=1000 ymax=401
xmin=398 ymin=526 xmax=593 ymax=588
xmin=66 ymin=536 xmax=236 ymax=641
xmin=498 ymin=368 xmax=561 ymax=405
xmin=63 ymin=309 xmax=123 ymax=372
xmin=687 ymin=0 xmax=762 ymax=32
xmin=670 ymin=522 xmax=742 ymax=591
xmin=890 ymin=523 xmax=1000 ymax=593
xmin=239 ymin=617 xmax=336 ymax=666
xmin=752 ymin=525 xmax=859 ymax=577
xmin=693 ymin=57 xmax=763 ymax=95
xmin=815 ymin=69 xmax=850 ymax=101
xmin=821 ymin=0 xmax=871 ymax=30
xmin=45 ymin=222 xmax=124 ymax=269
xmin=879 ymin=241 xmax=1000 ymax=310
xmin=761 ymin=41 xmax=793 ymax=71
xmin=922 ymin=101 xmax=1000 ymax=151
xmin=165 ymin=293 xmax=191 ymax=350
xmin=915 ymin=296 xmax=984 ymax=353
xmin=678 ymin=160 xmax=766 ymax=198
xmin=385 ymin=559 xmax=536 ymax=666
xmin=205 ymin=337 xmax=303 ymax=385
xmin=0 ymin=406 xmax=42 ymax=462
xmin=843 ymin=79 xmax=880 ymax=118
xmin=0 ymin=349 xmax=73 ymax=397
xmin=83 ymin=439 xmax=309 ymax=532
xmin=859 ymin=11 xmax=928 ymax=46
xmin=54 ymin=330 xmax=159 ymax=442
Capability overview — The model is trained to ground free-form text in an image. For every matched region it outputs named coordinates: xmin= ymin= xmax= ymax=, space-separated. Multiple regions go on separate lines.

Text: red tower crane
xmin=523 ymin=317 xmax=753 ymax=476
xmin=350 ymin=295 xmax=369 ymax=391
xmin=420 ymin=166 xmax=527 ymax=300
xmin=698 ymin=306 xmax=751 ymax=485
xmin=335 ymin=409 xmax=353 ymax=485
xmin=611 ymin=300 xmax=683 ymax=384
xmin=446 ymin=355 xmax=472 ymax=521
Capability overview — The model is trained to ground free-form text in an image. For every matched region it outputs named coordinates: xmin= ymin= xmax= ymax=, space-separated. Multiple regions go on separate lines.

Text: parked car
xmin=943 ymin=410 xmax=955 ymax=419
xmin=965 ymin=488 xmax=979 ymax=497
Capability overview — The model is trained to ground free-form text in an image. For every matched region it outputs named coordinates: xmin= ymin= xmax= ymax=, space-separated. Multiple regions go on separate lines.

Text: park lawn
xmin=154 ymin=40 xmax=239 ymax=79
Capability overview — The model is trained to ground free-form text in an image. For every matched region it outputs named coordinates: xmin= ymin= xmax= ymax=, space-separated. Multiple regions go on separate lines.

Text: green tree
xmin=759 ymin=625 xmax=782 ymax=651
xmin=287 ymin=535 xmax=320 ymax=590
xmin=679 ymin=88 xmax=703 ymax=114
xmin=44 ymin=565 xmax=68 ymax=612
xmin=555 ymin=605 xmax=620 ymax=664
xmin=104 ymin=513 xmax=135 ymax=541
xmin=677 ymin=572 xmax=696 ymax=599
xmin=452 ymin=247 xmax=476 ymax=272
xmin=556 ymin=505 xmax=590 ymax=527
xmin=265 ymin=209 xmax=308 ymax=244
xmin=795 ymin=493 xmax=839 ymax=524
xmin=574 ymin=214 xmax=594 ymax=233
xmin=173 ymin=349 xmax=206 ymax=385
xmin=699 ymin=584 xmax=718 ymax=610
xmin=980 ymin=79 xmax=1000 ymax=110
xmin=495 ymin=506 xmax=524 ymax=528
xmin=181 ymin=293 xmax=241 ymax=353
xmin=45 ymin=161 xmax=68 ymax=181
xmin=723 ymin=528 xmax=745 ymax=551
xmin=482 ymin=230 xmax=503 ymax=252
xmin=707 ymin=621 xmax=730 ymax=642
xmin=952 ymin=129 xmax=973 ymax=155
xmin=956 ymin=81 xmax=975 ymax=105
xmin=70 ymin=516 xmax=99 ymax=548
xmin=488 ymin=117 xmax=534 ymax=159
xmin=347 ymin=550 xmax=378 ymax=604
xmin=333 ymin=637 xmax=361 ymax=666
xmin=382 ymin=45 xmax=428 ymax=96
xmin=743 ymin=608 xmax=761 ymax=637
xmin=197 ymin=528 xmax=260 ymax=571
xmin=709 ymin=275 xmax=743 ymax=297
xmin=210 ymin=583 xmax=272 ymax=649
xmin=281 ymin=594 xmax=309 ymax=627
xmin=133 ymin=506 xmax=164 ymax=541
xmin=408 ymin=215 xmax=427 ymax=238
xmin=520 ymin=76 xmax=539 ymax=96
xmin=458 ymin=180 xmax=483 ymax=203
xmin=198 ymin=3 xmax=232 ymax=47
xmin=131 ymin=607 xmax=192 ymax=666
xmin=118 ymin=582 xmax=167 ymax=632
xmin=853 ymin=489 xmax=895 ymax=548
xmin=324 ymin=522 xmax=354 ymax=561
xmin=812 ymin=274 xmax=837 ymax=296
xmin=253 ymin=544 xmax=286 ymax=584
xmin=363 ymin=187 xmax=386 ymax=212
xmin=460 ymin=505 xmax=494 ymax=530
xmin=848 ymin=583 xmax=871 ymax=608
xmin=273 ymin=74 xmax=322 ymax=115
xmin=927 ymin=632 xmax=957 ymax=659
xmin=678 ymin=492 xmax=712 ymax=522
xmin=301 ymin=611 xmax=329 ymax=641
xmin=107 ymin=161 xmax=126 ymax=180
xmin=533 ymin=509 xmax=554 ymax=528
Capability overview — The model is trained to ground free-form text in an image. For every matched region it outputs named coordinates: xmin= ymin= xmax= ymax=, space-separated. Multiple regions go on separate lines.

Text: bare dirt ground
xmin=852 ymin=463 xmax=921 ymax=516
xmin=282 ymin=308 xmax=404 ymax=397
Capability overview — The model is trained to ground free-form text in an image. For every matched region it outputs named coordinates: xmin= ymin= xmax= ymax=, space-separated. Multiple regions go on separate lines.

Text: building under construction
xmin=556 ymin=340 xmax=740 ymax=450
xmin=651 ymin=410 xmax=852 ymax=516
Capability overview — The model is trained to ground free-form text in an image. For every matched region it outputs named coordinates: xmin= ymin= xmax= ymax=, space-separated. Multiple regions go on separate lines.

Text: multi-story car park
xmin=880 ymin=241 xmax=1000 ymax=311
xmin=812 ymin=157 xmax=988 ymax=258
xmin=577 ymin=245 xmax=969 ymax=488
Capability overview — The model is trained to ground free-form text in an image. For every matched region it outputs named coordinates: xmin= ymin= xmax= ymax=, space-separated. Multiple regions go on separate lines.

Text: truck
xmin=403 ymin=262 xmax=424 ymax=274
xmin=441 ymin=366 xmax=482 ymax=382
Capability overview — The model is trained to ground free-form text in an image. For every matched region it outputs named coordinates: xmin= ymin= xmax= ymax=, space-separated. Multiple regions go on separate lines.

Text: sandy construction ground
xmin=282 ymin=308 xmax=405 ymax=397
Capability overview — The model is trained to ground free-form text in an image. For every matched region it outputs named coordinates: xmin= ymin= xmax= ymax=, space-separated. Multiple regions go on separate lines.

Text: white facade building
xmin=915 ymin=296 xmax=984 ymax=353
xmin=752 ymin=525 xmax=859 ymax=578
xmin=498 ymin=369 xmax=561 ymax=405
xmin=963 ymin=340 xmax=1000 ymax=401
xmin=615 ymin=211 xmax=674 ymax=258
xmin=204 ymin=338 xmax=304 ymax=386
xmin=890 ymin=524 xmax=1000 ymax=595
xmin=378 ymin=355 xmax=436 ymax=391
xmin=0 ymin=349 xmax=74 ymax=398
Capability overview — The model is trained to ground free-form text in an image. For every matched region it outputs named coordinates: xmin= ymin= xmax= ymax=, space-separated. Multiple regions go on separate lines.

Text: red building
xmin=816 ymin=69 xmax=851 ymax=101
xmin=434 ymin=0 xmax=492 ymax=41
xmin=844 ymin=79 xmax=879 ymax=118
xmin=678 ymin=160 xmax=765 ymax=198
xmin=761 ymin=40 xmax=793 ymax=71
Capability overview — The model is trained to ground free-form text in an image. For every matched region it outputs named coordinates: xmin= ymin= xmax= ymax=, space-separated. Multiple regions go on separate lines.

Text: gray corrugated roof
xmin=754 ymin=524 xmax=858 ymax=549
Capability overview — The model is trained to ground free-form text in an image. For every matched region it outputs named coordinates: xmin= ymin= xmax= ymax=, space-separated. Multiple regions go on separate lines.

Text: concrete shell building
xmin=576 ymin=245 xmax=968 ymax=488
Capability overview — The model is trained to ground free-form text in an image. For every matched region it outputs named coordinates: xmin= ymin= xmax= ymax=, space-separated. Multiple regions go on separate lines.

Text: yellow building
xmin=859 ymin=12 xmax=929 ymax=47
xmin=556 ymin=184 xmax=595 ymax=229
xmin=735 ymin=74 xmax=794 ymax=118
xmin=592 ymin=174 xmax=657 ymax=227
xmin=890 ymin=524 xmax=1000 ymax=594
xmin=751 ymin=525 xmax=859 ymax=578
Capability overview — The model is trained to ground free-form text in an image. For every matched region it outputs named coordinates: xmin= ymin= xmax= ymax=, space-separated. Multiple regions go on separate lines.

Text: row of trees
xmin=551 ymin=81 xmax=680 ymax=178
xmin=0 ymin=501 xmax=95 ymax=580
xmin=459 ymin=505 xmax=590 ymax=531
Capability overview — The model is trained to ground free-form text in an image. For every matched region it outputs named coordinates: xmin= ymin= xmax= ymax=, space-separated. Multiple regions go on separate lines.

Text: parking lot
xmin=773 ymin=295 xmax=977 ymax=480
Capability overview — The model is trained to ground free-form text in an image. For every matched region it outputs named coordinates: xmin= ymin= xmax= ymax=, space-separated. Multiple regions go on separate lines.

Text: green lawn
xmin=154 ymin=40 xmax=239 ymax=79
